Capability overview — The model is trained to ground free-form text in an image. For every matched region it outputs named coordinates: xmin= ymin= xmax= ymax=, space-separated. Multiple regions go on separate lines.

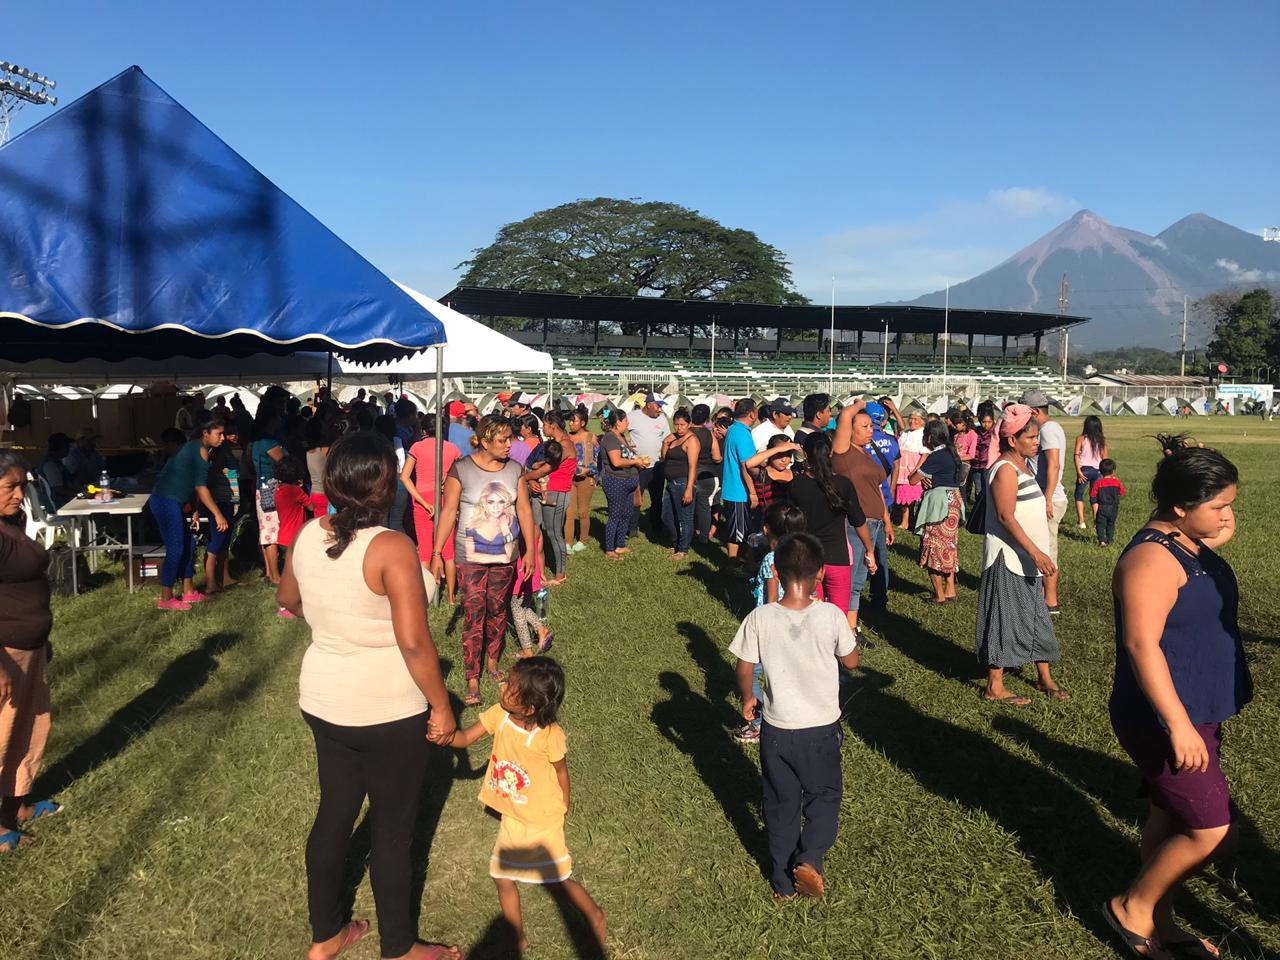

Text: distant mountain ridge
xmin=902 ymin=211 xmax=1280 ymax=348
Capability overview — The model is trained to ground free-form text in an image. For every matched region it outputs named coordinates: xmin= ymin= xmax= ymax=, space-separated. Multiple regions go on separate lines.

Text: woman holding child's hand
xmin=279 ymin=432 xmax=462 ymax=960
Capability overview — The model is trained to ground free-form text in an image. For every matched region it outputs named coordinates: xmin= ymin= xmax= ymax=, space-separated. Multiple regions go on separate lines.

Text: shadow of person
xmin=676 ymin=620 xmax=740 ymax=722
xmin=994 ymin=714 xmax=1280 ymax=934
xmin=676 ymin=561 xmax=750 ymax=619
xmin=465 ymin=915 xmax=523 ymax=960
xmin=650 ymin=671 xmax=768 ymax=880
xmin=862 ymin=607 xmax=982 ymax=686
xmin=844 ymin=666 xmax=1140 ymax=950
xmin=34 ymin=631 xmax=244 ymax=797
xmin=464 ymin=846 xmax=605 ymax=960
xmin=31 ymin=653 xmax=275 ymax=958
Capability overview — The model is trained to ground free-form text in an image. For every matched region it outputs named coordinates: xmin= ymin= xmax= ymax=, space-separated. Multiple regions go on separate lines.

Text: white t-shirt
xmin=728 ymin=600 xmax=856 ymax=729
xmin=751 ymin=420 xmax=794 ymax=452
xmin=1034 ymin=419 xmax=1068 ymax=502
xmin=628 ymin=410 xmax=671 ymax=461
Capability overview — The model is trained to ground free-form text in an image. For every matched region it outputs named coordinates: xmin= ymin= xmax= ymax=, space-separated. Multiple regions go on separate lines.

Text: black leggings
xmin=303 ymin=710 xmax=430 ymax=957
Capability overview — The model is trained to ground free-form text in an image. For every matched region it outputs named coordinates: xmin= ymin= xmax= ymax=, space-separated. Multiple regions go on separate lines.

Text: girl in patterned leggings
xmin=597 ymin=409 xmax=645 ymax=559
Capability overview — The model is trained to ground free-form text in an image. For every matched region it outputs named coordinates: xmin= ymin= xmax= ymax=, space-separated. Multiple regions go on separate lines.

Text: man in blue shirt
xmin=721 ymin=398 xmax=759 ymax=561
xmin=861 ymin=402 xmax=899 ymax=608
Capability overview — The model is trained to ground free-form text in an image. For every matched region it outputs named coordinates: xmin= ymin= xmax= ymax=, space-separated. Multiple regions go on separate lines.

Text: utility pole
xmin=1059 ymin=273 xmax=1069 ymax=384
xmin=0 ymin=61 xmax=58 ymax=145
xmin=1180 ymin=296 xmax=1188 ymax=377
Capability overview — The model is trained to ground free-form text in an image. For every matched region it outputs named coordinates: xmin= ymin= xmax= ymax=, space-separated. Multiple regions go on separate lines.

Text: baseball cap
xmin=1019 ymin=389 xmax=1051 ymax=408
xmin=864 ymin=401 xmax=887 ymax=426
xmin=770 ymin=398 xmax=795 ymax=416
xmin=512 ymin=392 xmax=535 ymax=407
xmin=447 ymin=400 xmax=467 ymax=418
xmin=644 ymin=392 xmax=667 ymax=406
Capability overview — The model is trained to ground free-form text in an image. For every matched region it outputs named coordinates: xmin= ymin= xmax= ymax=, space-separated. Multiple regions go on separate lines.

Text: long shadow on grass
xmin=32 ymin=654 xmax=274 ymax=958
xmin=34 ymin=631 xmax=244 ymax=797
xmin=847 ymin=668 xmax=1280 ymax=959
xmin=862 ymin=607 xmax=981 ymax=685
xmin=995 ymin=715 xmax=1280 ymax=944
xmin=651 ymin=671 xmax=769 ymax=882
xmin=465 ymin=862 xmax=605 ymax=959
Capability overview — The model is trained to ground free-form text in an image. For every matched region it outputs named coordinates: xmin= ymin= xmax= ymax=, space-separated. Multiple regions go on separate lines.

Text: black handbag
xmin=965 ymin=474 xmax=988 ymax=534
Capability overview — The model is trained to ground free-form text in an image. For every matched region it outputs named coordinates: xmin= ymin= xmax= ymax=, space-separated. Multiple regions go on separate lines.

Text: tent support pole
xmin=326 ymin=351 xmax=333 ymax=395
xmin=432 ymin=344 xmax=444 ymax=606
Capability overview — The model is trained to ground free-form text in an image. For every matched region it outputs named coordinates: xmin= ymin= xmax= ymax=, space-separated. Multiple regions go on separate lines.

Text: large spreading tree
xmin=1201 ymin=287 xmax=1280 ymax=375
xmin=457 ymin=198 xmax=807 ymax=335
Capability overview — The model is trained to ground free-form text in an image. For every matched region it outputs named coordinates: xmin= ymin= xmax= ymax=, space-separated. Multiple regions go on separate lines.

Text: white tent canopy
xmin=338 ymin=283 xmax=553 ymax=381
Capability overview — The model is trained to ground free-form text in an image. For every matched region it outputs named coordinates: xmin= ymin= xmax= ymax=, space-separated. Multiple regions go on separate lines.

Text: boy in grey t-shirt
xmin=729 ymin=532 xmax=859 ymax=899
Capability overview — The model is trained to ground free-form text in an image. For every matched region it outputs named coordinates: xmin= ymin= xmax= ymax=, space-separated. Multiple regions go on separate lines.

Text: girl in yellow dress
xmin=446 ymin=657 xmax=606 ymax=954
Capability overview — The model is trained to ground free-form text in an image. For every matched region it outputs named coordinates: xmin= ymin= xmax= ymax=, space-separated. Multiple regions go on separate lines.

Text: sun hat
xmin=1019 ymin=389 xmax=1051 ymax=409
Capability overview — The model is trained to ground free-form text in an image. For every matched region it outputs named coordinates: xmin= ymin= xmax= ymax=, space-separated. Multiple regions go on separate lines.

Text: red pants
xmin=458 ymin=562 xmax=516 ymax=681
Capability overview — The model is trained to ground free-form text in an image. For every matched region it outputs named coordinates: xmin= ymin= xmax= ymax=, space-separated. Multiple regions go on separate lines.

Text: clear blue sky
xmin=7 ymin=0 xmax=1277 ymax=305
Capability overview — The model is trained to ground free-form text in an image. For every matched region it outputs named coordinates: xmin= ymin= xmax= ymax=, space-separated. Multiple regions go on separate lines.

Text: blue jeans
xmin=150 ymin=494 xmax=195 ymax=588
xmin=759 ymin=721 xmax=844 ymax=896
xmin=1075 ymin=466 xmax=1100 ymax=504
xmin=1096 ymin=506 xmax=1118 ymax=544
xmin=661 ymin=476 xmax=696 ymax=553
xmin=847 ymin=517 xmax=889 ymax=611
xmin=693 ymin=476 xmax=716 ymax=544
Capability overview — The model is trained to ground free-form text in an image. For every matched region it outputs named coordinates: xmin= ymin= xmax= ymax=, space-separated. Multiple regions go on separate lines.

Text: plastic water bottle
xmin=98 ymin=469 xmax=112 ymax=501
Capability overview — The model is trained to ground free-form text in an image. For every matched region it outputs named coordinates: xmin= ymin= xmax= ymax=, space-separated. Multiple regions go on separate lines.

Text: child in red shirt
xmin=1090 ymin=457 xmax=1126 ymax=547
xmin=273 ymin=457 xmax=317 ymax=616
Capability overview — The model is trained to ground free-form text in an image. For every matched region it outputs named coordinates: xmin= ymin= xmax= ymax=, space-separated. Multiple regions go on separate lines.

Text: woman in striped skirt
xmin=975 ymin=404 xmax=1066 ymax=705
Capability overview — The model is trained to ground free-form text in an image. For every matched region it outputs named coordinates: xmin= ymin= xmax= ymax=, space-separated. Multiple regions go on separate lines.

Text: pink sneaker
xmin=157 ymin=598 xmax=192 ymax=612
xmin=180 ymin=592 xmax=208 ymax=603
xmin=276 ymin=607 xmax=297 ymax=620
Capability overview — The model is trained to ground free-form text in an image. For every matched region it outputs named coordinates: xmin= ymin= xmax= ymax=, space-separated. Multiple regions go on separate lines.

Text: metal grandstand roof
xmin=438 ymin=287 xmax=1089 ymax=337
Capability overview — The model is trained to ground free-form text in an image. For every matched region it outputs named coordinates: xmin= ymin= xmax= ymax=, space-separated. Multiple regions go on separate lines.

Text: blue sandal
xmin=20 ymin=800 xmax=62 ymax=824
xmin=0 ymin=829 xmax=33 ymax=853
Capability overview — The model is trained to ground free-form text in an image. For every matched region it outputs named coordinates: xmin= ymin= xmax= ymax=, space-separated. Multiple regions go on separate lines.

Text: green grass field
xmin=1 ymin=418 xmax=1276 ymax=960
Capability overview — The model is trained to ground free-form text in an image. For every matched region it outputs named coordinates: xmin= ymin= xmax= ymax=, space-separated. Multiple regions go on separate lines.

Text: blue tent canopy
xmin=0 ymin=66 xmax=445 ymax=363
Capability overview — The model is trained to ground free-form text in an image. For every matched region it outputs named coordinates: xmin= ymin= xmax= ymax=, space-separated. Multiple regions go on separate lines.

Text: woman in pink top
xmin=950 ymin=411 xmax=979 ymax=497
xmin=401 ymin=419 xmax=463 ymax=603
xmin=1073 ymin=415 xmax=1108 ymax=528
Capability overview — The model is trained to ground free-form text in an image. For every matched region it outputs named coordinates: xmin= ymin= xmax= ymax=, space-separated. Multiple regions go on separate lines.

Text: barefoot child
xmin=509 ymin=552 xmax=554 ymax=658
xmin=730 ymin=532 xmax=859 ymax=900
xmin=446 ymin=657 xmax=605 ymax=953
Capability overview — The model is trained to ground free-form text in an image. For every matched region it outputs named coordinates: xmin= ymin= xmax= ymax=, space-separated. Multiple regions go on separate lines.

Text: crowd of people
xmin=0 ymin=380 xmax=1255 ymax=960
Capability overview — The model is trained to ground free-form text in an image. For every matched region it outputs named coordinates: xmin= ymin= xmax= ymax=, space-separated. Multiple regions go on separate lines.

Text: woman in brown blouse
xmin=0 ymin=449 xmax=60 ymax=853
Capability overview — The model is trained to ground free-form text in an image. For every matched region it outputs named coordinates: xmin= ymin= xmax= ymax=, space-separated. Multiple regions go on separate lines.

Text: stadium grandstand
xmin=436 ymin=286 xmax=1084 ymax=399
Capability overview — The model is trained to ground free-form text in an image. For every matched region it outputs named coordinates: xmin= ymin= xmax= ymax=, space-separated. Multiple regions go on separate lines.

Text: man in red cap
xmin=447 ymin=400 xmax=474 ymax=451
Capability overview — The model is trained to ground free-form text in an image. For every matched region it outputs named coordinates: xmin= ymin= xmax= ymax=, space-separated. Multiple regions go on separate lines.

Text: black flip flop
xmin=1100 ymin=901 xmax=1172 ymax=959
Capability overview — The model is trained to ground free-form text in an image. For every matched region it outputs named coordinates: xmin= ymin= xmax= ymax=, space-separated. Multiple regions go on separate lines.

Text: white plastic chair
xmin=23 ymin=473 xmax=80 ymax=549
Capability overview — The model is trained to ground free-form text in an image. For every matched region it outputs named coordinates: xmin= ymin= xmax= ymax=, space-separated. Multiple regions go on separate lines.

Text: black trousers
xmin=1096 ymin=506 xmax=1119 ymax=543
xmin=629 ymin=467 xmax=666 ymax=537
xmin=303 ymin=710 xmax=430 ymax=957
xmin=759 ymin=720 xmax=844 ymax=895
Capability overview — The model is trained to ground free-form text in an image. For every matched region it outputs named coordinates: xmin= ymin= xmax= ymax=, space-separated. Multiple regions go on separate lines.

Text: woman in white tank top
xmin=277 ymin=432 xmax=462 ymax=960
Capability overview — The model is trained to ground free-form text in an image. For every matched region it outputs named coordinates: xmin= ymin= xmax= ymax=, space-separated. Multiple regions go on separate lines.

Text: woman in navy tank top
xmin=1104 ymin=446 xmax=1251 ymax=959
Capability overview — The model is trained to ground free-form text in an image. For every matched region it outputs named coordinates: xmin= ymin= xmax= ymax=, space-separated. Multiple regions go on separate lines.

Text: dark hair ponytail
xmin=1151 ymin=446 xmax=1237 ymax=515
xmin=322 ymin=432 xmax=397 ymax=559
xmin=923 ymin=419 xmax=960 ymax=468
xmin=801 ymin=431 xmax=847 ymax=514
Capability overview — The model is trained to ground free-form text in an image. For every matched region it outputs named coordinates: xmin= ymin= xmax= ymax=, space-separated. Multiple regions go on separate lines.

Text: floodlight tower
xmin=0 ymin=60 xmax=58 ymax=145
